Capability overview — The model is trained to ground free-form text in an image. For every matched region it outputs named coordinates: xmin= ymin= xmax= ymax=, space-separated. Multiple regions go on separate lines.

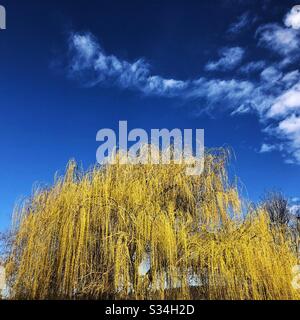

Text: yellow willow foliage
xmin=5 ymin=148 xmax=300 ymax=300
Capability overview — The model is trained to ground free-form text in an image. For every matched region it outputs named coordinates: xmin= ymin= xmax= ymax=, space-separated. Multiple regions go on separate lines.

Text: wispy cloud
xmin=227 ymin=11 xmax=257 ymax=35
xmin=260 ymin=66 xmax=283 ymax=83
xmin=259 ymin=143 xmax=277 ymax=153
xmin=239 ymin=60 xmax=266 ymax=74
xmin=281 ymin=70 xmax=300 ymax=88
xmin=64 ymin=6 xmax=300 ymax=165
xmin=204 ymin=47 xmax=245 ymax=72
xmin=68 ymin=33 xmax=187 ymax=97
xmin=291 ymin=197 xmax=300 ymax=203
xmin=68 ymin=33 xmax=252 ymax=106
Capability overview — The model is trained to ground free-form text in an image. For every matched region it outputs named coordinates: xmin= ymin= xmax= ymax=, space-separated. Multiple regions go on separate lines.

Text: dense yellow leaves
xmin=5 ymin=148 xmax=300 ymax=300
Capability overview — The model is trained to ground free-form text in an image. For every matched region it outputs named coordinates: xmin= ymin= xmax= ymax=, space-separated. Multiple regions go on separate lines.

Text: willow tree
xmin=5 ymin=148 xmax=300 ymax=300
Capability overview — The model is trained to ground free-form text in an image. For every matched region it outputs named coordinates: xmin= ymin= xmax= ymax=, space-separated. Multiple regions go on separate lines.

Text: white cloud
xmin=70 ymin=32 xmax=98 ymax=71
xmin=68 ymin=33 xmax=187 ymax=97
xmin=268 ymin=82 xmax=300 ymax=118
xmin=289 ymin=204 xmax=300 ymax=216
xmin=204 ymin=47 xmax=245 ymax=71
xmin=281 ymin=70 xmax=300 ymax=88
xmin=273 ymin=115 xmax=300 ymax=162
xmin=239 ymin=60 xmax=266 ymax=74
xmin=259 ymin=143 xmax=277 ymax=153
xmin=227 ymin=11 xmax=257 ymax=34
xmin=256 ymin=23 xmax=300 ymax=57
xmin=284 ymin=6 xmax=300 ymax=30
xmin=291 ymin=197 xmax=300 ymax=203
xmin=186 ymin=78 xmax=256 ymax=115
xmin=143 ymin=77 xmax=188 ymax=96
xmin=230 ymin=105 xmax=252 ymax=115
xmin=260 ymin=66 xmax=282 ymax=83
xmin=278 ymin=114 xmax=300 ymax=137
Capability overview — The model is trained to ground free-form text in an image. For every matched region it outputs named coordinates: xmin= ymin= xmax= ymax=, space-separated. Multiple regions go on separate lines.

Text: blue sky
xmin=1 ymin=0 xmax=300 ymax=231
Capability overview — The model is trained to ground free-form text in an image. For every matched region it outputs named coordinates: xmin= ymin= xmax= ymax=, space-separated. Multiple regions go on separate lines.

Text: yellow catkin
xmin=5 ymin=147 xmax=300 ymax=300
